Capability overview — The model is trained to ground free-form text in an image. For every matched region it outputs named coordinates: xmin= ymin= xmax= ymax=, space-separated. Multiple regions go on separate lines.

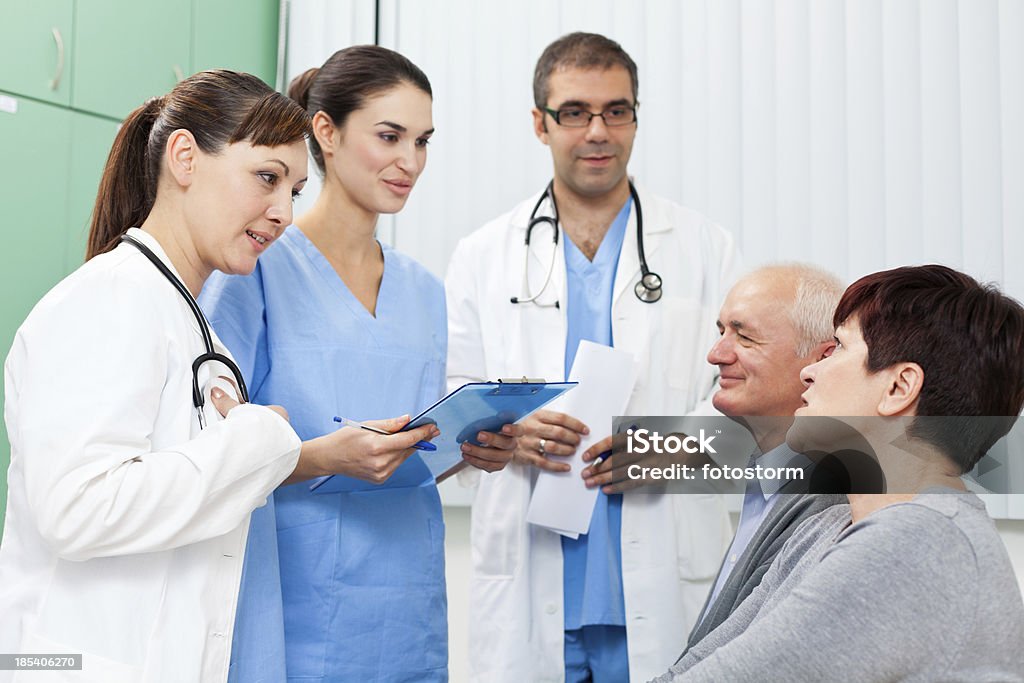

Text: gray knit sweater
xmin=652 ymin=492 xmax=1024 ymax=682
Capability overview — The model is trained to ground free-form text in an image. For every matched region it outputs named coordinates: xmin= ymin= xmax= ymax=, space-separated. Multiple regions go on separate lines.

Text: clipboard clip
xmin=497 ymin=377 xmax=546 ymax=383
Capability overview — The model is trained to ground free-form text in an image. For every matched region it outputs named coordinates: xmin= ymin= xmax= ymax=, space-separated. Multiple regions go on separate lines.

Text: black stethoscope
xmin=121 ymin=234 xmax=249 ymax=429
xmin=510 ymin=180 xmax=663 ymax=308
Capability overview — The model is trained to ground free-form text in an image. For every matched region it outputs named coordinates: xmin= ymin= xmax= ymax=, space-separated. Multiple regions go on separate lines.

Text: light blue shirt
xmin=561 ymin=198 xmax=631 ymax=629
xmin=700 ymin=444 xmax=809 ymax=623
xmin=201 ymin=226 xmax=448 ymax=682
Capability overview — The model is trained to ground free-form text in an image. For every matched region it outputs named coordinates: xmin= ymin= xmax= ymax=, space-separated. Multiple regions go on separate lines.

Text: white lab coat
xmin=0 ymin=229 xmax=301 ymax=683
xmin=446 ymin=184 xmax=738 ymax=683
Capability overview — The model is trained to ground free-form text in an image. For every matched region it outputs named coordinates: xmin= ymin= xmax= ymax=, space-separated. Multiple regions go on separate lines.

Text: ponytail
xmin=287 ymin=67 xmax=324 ymax=171
xmin=287 ymin=67 xmax=319 ymax=111
xmin=86 ymin=97 xmax=163 ymax=259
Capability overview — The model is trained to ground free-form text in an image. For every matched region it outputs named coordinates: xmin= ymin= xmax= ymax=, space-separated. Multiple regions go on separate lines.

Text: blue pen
xmin=333 ymin=416 xmax=437 ymax=451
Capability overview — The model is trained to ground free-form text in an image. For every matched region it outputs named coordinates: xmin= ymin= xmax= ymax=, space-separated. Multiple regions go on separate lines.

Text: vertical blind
xmin=284 ymin=0 xmax=377 ymax=222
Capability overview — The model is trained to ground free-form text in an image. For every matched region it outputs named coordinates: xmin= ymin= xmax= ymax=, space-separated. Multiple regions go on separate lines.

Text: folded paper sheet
xmin=525 ymin=341 xmax=638 ymax=537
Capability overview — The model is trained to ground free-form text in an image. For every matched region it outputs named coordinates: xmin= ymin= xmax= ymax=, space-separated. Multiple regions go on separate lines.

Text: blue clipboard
xmin=309 ymin=380 xmax=577 ymax=493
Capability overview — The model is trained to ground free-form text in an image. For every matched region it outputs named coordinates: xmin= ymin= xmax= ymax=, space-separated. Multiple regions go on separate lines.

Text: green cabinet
xmin=3 ymin=0 xmax=279 ymax=123
xmin=0 ymin=97 xmax=116 ymax=528
xmin=75 ymin=0 xmax=281 ymax=119
xmin=0 ymin=0 xmax=74 ymax=106
xmin=0 ymin=96 xmax=74 ymax=524
xmin=73 ymin=0 xmax=192 ymax=120
xmin=65 ymin=113 xmax=120 ymax=268
xmin=193 ymin=0 xmax=280 ymax=87
xmin=0 ymin=96 xmax=73 ymax=369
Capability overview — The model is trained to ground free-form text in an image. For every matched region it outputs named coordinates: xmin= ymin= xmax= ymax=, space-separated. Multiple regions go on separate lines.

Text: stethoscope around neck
xmin=121 ymin=233 xmax=249 ymax=430
xmin=510 ymin=180 xmax=663 ymax=308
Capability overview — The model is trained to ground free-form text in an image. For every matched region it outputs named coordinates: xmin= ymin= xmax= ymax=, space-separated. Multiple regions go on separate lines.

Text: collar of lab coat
xmin=509 ymin=179 xmax=673 ymax=306
xmin=122 ymin=227 xmax=191 ymax=286
xmin=120 ymin=227 xmax=212 ymax=343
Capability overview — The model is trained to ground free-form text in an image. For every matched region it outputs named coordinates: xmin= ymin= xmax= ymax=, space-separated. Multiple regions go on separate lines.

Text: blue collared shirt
xmin=561 ymin=197 xmax=631 ymax=629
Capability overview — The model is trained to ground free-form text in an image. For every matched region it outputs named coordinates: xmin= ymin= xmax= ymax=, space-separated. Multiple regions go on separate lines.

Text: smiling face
xmin=796 ymin=317 xmax=895 ymax=418
xmin=708 ymin=273 xmax=833 ymax=417
xmin=319 ymin=82 xmax=434 ymax=216
xmin=532 ymin=65 xmax=636 ymax=200
xmin=186 ymin=139 xmax=308 ymax=277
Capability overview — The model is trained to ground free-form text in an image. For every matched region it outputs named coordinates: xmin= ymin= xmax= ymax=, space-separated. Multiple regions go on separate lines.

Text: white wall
xmin=283 ymin=0 xmax=378 ymax=229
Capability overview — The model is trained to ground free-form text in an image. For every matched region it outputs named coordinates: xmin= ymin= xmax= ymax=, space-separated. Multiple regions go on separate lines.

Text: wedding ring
xmin=538 ymin=438 xmax=547 ymax=454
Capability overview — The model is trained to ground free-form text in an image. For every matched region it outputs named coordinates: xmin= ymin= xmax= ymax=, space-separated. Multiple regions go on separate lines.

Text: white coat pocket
xmin=672 ymin=494 xmax=731 ymax=581
xmin=470 ymin=473 xmax=525 ymax=578
xmin=661 ymin=297 xmax=708 ymax=392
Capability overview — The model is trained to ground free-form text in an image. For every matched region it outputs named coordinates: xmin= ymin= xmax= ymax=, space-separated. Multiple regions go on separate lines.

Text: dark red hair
xmin=834 ymin=264 xmax=1024 ymax=471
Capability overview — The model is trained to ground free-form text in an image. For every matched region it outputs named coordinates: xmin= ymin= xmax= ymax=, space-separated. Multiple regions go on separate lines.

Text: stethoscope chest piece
xmin=635 ymin=270 xmax=663 ymax=303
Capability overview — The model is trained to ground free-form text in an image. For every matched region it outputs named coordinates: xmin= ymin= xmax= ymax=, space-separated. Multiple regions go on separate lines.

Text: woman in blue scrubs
xmin=200 ymin=47 xmax=517 ymax=682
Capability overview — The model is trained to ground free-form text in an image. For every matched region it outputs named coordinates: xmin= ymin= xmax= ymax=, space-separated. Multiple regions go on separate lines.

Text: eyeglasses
xmin=543 ymin=104 xmax=638 ymax=128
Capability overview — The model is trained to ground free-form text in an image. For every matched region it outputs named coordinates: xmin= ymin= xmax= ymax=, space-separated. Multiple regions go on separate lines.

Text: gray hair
xmin=747 ymin=263 xmax=845 ymax=357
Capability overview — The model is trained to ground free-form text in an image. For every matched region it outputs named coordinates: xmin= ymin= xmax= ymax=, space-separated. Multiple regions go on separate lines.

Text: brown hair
xmin=86 ymin=69 xmax=310 ymax=259
xmin=533 ymin=32 xmax=639 ymax=109
xmin=834 ymin=264 xmax=1024 ymax=470
xmin=287 ymin=45 xmax=431 ymax=174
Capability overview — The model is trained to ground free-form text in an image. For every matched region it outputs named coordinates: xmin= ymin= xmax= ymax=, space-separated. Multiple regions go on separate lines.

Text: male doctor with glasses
xmin=446 ymin=32 xmax=742 ymax=683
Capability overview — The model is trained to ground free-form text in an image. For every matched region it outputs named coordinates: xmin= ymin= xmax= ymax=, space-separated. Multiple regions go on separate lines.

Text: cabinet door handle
xmin=173 ymin=65 xmax=185 ymax=82
xmin=50 ymin=27 xmax=65 ymax=91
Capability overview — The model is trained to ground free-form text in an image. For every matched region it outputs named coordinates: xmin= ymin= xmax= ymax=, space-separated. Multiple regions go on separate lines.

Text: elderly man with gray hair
xmin=678 ymin=263 xmax=847 ymax=657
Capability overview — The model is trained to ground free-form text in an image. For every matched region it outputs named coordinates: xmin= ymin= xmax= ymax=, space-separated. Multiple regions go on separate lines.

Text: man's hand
xmin=581 ymin=431 xmax=687 ymax=494
xmin=580 ymin=432 xmax=645 ymax=494
xmin=512 ymin=410 xmax=590 ymax=472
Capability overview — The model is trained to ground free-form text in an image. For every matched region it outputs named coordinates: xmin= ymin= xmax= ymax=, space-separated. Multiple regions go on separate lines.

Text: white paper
xmin=525 ymin=341 xmax=638 ymax=537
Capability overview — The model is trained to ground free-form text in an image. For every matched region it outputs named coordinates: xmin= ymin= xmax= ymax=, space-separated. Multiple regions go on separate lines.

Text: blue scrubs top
xmin=200 ymin=226 xmax=448 ymax=683
xmin=561 ymin=199 xmax=630 ymax=629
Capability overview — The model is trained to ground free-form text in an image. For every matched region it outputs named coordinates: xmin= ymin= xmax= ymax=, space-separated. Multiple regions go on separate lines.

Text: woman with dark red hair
xmin=654 ymin=264 xmax=1024 ymax=682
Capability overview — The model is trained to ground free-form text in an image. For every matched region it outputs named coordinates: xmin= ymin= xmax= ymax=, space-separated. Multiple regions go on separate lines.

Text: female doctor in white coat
xmin=0 ymin=70 xmax=436 ymax=683
xmin=446 ymin=178 xmax=739 ymax=682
